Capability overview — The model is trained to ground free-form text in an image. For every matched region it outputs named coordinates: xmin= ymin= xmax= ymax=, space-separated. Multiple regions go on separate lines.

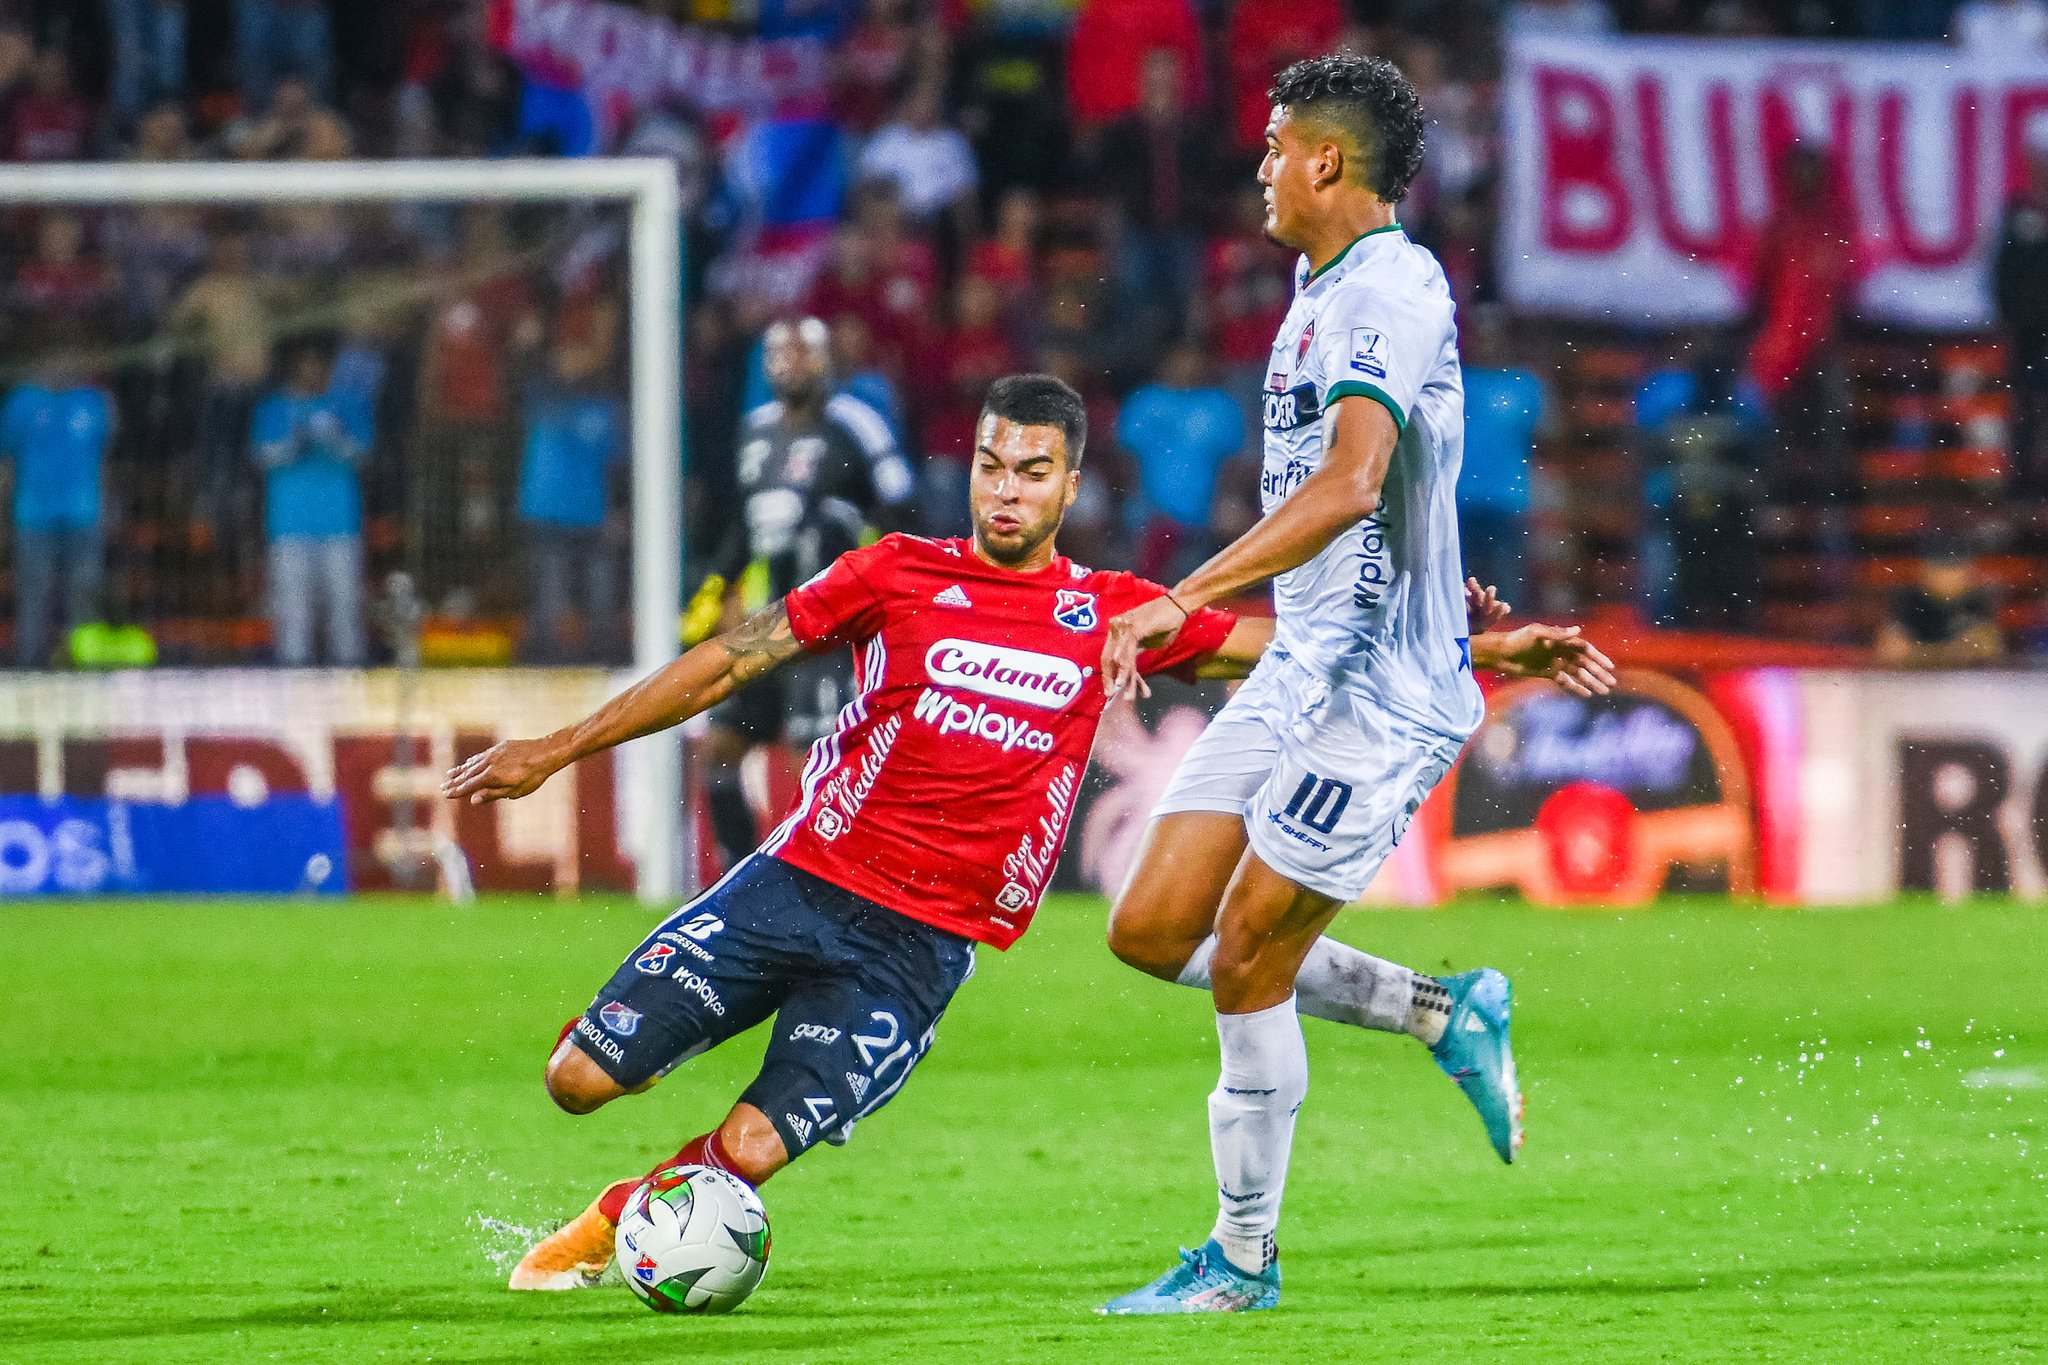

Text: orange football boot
xmin=507 ymin=1178 xmax=639 ymax=1291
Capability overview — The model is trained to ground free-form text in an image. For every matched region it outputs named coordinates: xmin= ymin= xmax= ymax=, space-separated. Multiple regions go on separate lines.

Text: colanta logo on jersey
xmin=925 ymin=638 xmax=1086 ymax=710
xmin=911 ymin=688 xmax=1058 ymax=753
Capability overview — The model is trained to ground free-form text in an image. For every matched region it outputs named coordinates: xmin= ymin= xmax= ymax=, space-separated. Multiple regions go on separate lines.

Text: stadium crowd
xmin=0 ymin=0 xmax=2044 ymax=666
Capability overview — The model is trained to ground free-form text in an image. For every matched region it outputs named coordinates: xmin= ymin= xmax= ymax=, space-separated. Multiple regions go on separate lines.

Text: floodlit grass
xmin=1 ymin=893 xmax=2042 ymax=1362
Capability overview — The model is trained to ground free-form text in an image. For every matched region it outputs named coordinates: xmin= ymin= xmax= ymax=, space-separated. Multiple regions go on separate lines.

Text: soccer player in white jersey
xmin=1098 ymin=55 xmax=1614 ymax=1313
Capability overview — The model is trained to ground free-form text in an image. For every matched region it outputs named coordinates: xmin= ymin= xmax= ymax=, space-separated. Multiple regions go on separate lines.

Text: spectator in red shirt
xmin=1092 ymin=47 xmax=1215 ymax=379
xmin=918 ymin=271 xmax=1023 ymax=533
xmin=10 ymin=49 xmax=91 ymax=163
xmin=414 ymin=208 xmax=540 ymax=597
xmin=968 ymin=187 xmax=1042 ymax=307
xmin=1203 ymin=185 xmax=1295 ymax=430
xmin=1747 ymin=144 xmax=1860 ymax=506
xmin=806 ymin=182 xmax=936 ymax=381
xmin=14 ymin=211 xmax=113 ymax=327
xmin=832 ymin=0 xmax=925 ymax=136
xmin=1224 ymin=0 xmax=1343 ymax=153
xmin=1065 ymin=0 xmax=1202 ymax=133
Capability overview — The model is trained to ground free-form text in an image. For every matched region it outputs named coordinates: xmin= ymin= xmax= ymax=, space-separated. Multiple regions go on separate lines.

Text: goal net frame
xmin=0 ymin=158 xmax=687 ymax=905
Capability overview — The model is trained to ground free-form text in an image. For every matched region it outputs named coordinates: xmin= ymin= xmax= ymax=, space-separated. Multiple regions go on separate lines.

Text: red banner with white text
xmin=1500 ymin=34 xmax=2048 ymax=330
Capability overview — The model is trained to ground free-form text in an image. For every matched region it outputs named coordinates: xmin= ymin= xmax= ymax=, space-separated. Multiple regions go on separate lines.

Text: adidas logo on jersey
xmin=933 ymin=584 xmax=973 ymax=608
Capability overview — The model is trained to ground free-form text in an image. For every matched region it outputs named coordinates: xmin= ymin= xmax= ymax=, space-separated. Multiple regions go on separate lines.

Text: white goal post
xmin=0 ymin=158 xmax=687 ymax=905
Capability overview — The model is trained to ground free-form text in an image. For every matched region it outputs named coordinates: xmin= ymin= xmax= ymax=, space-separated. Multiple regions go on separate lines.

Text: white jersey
xmin=1258 ymin=224 xmax=1483 ymax=742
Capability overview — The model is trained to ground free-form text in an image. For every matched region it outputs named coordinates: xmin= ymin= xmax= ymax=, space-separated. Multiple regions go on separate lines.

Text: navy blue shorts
xmin=568 ymin=854 xmax=977 ymax=1161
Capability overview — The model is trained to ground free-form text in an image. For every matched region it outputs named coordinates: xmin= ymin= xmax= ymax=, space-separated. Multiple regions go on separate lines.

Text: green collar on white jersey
xmin=1306 ymin=222 xmax=1406 ymax=285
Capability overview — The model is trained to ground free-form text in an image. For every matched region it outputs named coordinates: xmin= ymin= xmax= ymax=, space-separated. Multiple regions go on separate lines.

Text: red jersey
xmin=772 ymin=534 xmax=1234 ymax=949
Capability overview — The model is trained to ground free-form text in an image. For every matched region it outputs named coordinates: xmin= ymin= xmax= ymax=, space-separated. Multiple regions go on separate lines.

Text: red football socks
xmin=598 ymin=1129 xmax=745 ymax=1223
xmin=672 ymin=1130 xmax=740 ymax=1177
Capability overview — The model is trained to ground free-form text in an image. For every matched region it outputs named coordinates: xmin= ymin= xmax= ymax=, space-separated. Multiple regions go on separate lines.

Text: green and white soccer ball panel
xmin=617 ymin=1164 xmax=771 ymax=1314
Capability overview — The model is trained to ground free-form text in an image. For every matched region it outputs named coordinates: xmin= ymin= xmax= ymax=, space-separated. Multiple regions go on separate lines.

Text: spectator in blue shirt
xmin=1634 ymin=344 xmax=1768 ymax=628
xmin=250 ymin=335 xmax=372 ymax=665
xmin=1117 ymin=341 xmax=1247 ymax=582
xmin=828 ymin=313 xmax=906 ymax=452
xmin=518 ymin=338 xmax=626 ymax=662
xmin=1458 ymin=309 xmax=1550 ymax=609
xmin=3 ymin=354 xmax=114 ymax=667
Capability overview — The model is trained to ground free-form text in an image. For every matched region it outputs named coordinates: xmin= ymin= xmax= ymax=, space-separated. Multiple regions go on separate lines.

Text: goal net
xmin=0 ymin=159 xmax=686 ymax=904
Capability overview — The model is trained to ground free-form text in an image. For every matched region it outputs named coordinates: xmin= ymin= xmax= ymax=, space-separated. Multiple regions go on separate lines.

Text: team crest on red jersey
xmin=1053 ymin=590 xmax=1098 ymax=632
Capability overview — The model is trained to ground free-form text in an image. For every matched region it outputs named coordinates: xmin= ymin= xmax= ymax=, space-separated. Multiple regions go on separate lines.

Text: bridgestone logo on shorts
xmin=924 ymin=638 xmax=1085 ymax=710
xmin=912 ymin=688 xmax=1056 ymax=753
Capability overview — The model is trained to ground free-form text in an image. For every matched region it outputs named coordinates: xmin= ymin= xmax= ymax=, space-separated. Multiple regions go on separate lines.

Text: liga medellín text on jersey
xmin=772 ymin=534 xmax=1235 ymax=949
xmin=1261 ymin=224 xmax=1484 ymax=742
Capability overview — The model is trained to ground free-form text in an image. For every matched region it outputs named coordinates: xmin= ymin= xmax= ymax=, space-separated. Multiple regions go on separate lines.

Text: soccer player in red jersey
xmin=445 ymin=375 xmax=1243 ymax=1288
xmin=444 ymin=374 xmax=1601 ymax=1291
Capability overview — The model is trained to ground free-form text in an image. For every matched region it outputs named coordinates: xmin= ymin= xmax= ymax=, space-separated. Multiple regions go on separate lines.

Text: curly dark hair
xmin=1268 ymin=54 xmax=1427 ymax=205
xmin=981 ymin=373 xmax=1088 ymax=468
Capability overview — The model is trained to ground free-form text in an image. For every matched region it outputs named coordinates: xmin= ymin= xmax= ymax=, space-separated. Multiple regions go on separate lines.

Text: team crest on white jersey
xmin=1053 ymin=590 xmax=1097 ymax=631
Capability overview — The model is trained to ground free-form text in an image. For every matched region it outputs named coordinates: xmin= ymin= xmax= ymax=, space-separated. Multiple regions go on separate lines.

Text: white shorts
xmin=1155 ymin=654 xmax=1465 ymax=902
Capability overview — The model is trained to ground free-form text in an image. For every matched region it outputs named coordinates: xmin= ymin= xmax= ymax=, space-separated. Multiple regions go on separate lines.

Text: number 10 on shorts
xmin=1283 ymin=773 xmax=1353 ymax=834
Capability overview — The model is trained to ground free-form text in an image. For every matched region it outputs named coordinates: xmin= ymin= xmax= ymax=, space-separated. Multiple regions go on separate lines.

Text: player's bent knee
xmin=1209 ymin=924 xmax=1303 ymax=1014
xmin=545 ymin=1042 xmax=627 ymax=1115
xmin=1104 ymin=909 xmax=1196 ymax=980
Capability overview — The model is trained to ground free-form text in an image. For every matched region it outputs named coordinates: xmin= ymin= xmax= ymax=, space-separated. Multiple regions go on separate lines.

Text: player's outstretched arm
xmin=1193 ymin=616 xmax=1275 ymax=680
xmin=441 ymin=604 xmax=805 ymax=804
xmin=1101 ymin=397 xmax=1396 ymax=697
xmin=1471 ymin=624 xmax=1617 ymax=698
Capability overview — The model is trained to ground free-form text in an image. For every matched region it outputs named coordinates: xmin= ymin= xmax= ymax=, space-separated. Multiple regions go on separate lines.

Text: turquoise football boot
xmin=1099 ymin=1239 xmax=1280 ymax=1315
xmin=1430 ymin=968 xmax=1524 ymax=1163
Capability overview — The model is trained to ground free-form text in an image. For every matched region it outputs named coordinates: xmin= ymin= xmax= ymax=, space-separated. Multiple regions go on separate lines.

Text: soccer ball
xmin=616 ymin=1164 xmax=771 ymax=1314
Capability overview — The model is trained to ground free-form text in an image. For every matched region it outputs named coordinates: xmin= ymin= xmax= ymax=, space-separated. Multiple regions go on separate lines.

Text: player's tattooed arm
xmin=442 ymin=604 xmax=805 ymax=804
xmin=1470 ymin=624 xmax=1618 ymax=698
xmin=716 ymin=601 xmax=805 ymax=685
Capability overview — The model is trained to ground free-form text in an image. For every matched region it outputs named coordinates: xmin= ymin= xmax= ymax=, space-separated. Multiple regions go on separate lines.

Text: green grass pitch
xmin=2 ymin=894 xmax=2043 ymax=1363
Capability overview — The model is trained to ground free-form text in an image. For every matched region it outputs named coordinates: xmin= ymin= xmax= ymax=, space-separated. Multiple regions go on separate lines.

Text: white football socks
xmin=1177 ymin=934 xmax=1445 ymax=1043
xmin=1208 ymin=996 xmax=1307 ymax=1276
